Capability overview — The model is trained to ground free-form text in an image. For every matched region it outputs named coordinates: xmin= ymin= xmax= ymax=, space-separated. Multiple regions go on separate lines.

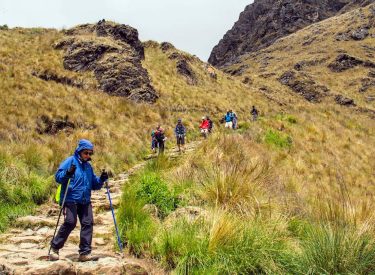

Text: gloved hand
xmin=66 ymin=164 xmax=76 ymax=177
xmin=100 ymin=170 xmax=109 ymax=182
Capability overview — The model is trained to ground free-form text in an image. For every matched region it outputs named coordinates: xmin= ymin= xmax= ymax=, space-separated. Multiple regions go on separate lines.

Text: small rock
xmin=9 ymin=236 xmax=44 ymax=244
xmin=93 ymin=238 xmax=106 ymax=246
xmin=23 ymin=228 xmax=35 ymax=236
xmin=142 ymin=204 xmax=159 ymax=218
xmin=19 ymin=243 xmax=38 ymax=249
xmin=0 ymin=264 xmax=12 ymax=275
xmin=123 ymin=262 xmax=148 ymax=275
xmin=15 ymin=216 xmax=55 ymax=228
xmin=164 ymin=206 xmax=208 ymax=227
xmin=335 ymin=32 xmax=350 ymax=41
xmin=242 ymin=76 xmax=253 ymax=85
xmin=160 ymin=42 xmax=174 ymax=52
xmin=360 ymin=78 xmax=375 ymax=93
xmin=224 ymin=64 xmax=249 ymax=76
xmin=350 ymin=28 xmax=369 ymax=40
xmin=36 ymin=227 xmax=51 ymax=236
xmin=8 ymin=259 xmax=29 ymax=266
xmin=335 ymin=95 xmax=356 ymax=106
xmin=24 ymin=260 xmax=75 ymax=275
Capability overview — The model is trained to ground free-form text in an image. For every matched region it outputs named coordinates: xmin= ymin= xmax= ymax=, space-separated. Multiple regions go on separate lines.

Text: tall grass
xmin=0 ymin=147 xmax=53 ymax=231
xmin=298 ymin=223 xmax=375 ymax=274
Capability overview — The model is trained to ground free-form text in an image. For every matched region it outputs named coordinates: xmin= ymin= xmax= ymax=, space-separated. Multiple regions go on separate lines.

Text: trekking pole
xmin=48 ymin=178 xmax=71 ymax=256
xmin=105 ymin=178 xmax=123 ymax=252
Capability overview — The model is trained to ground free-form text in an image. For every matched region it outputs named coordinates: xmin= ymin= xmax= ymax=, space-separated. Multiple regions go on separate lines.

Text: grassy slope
xmin=117 ymin=5 xmax=375 ymax=273
xmin=222 ymin=4 xmax=375 ymax=207
xmin=0 ymin=27 xmax=274 ymax=231
xmin=0 ymin=5 xmax=374 ymax=272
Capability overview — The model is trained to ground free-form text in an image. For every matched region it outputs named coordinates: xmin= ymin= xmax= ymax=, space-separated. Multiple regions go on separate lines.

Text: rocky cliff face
xmin=55 ymin=21 xmax=158 ymax=103
xmin=209 ymin=0 xmax=374 ymax=67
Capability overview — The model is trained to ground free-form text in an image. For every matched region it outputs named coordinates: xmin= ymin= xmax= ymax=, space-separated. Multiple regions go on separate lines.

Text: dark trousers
xmin=51 ymin=203 xmax=93 ymax=255
xmin=157 ymin=140 xmax=165 ymax=154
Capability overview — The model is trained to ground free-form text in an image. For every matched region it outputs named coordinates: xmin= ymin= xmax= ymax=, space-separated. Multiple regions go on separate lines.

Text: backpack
xmin=155 ymin=130 xmax=165 ymax=141
xmin=55 ymin=178 xmax=71 ymax=205
xmin=55 ymin=184 xmax=62 ymax=204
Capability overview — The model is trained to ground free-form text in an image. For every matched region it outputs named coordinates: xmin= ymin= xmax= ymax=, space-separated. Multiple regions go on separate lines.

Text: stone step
xmin=8 ymin=236 xmax=46 ymax=245
xmin=15 ymin=216 xmax=56 ymax=229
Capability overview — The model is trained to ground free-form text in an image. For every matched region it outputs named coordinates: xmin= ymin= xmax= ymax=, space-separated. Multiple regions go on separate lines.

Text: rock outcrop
xmin=55 ymin=21 xmax=158 ymax=103
xmin=335 ymin=94 xmax=356 ymax=106
xmin=209 ymin=0 xmax=375 ymax=68
xmin=328 ymin=54 xmax=375 ymax=72
xmin=279 ymin=70 xmax=330 ymax=102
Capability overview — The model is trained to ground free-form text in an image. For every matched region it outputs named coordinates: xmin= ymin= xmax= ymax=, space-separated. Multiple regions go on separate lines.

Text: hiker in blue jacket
xmin=175 ymin=118 xmax=186 ymax=152
xmin=49 ymin=139 xmax=108 ymax=262
xmin=224 ymin=110 xmax=234 ymax=129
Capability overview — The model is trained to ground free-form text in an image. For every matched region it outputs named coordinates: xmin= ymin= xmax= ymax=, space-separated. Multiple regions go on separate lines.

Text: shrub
xmin=264 ymin=129 xmax=292 ymax=149
xmin=152 ymin=219 xmax=209 ymax=271
xmin=136 ymin=171 xmax=180 ymax=218
xmin=152 ymin=216 xmax=296 ymax=274
xmin=298 ymin=224 xmax=375 ymax=274
xmin=0 ymin=149 xmax=53 ymax=232
xmin=276 ymin=114 xmax=298 ymax=124
xmin=117 ymin=181 xmax=157 ymax=256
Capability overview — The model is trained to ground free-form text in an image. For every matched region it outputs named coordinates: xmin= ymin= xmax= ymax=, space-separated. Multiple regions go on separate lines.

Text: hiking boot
xmin=78 ymin=253 xmax=93 ymax=262
xmin=49 ymin=248 xmax=59 ymax=261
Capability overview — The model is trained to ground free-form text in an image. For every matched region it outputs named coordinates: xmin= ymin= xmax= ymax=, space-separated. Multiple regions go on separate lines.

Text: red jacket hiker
xmin=200 ymin=119 xmax=209 ymax=129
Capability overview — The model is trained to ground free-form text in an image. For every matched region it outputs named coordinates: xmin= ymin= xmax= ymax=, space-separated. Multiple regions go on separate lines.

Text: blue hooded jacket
xmin=225 ymin=113 xmax=233 ymax=122
xmin=55 ymin=139 xmax=104 ymax=204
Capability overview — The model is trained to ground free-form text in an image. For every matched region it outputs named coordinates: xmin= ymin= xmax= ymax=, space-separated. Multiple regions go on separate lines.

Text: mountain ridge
xmin=209 ymin=0 xmax=375 ymax=67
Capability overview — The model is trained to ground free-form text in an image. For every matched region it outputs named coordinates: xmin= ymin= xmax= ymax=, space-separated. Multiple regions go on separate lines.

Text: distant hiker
xmin=251 ymin=106 xmax=259 ymax=121
xmin=224 ymin=110 xmax=233 ymax=129
xmin=232 ymin=112 xmax=238 ymax=129
xmin=151 ymin=130 xmax=157 ymax=153
xmin=199 ymin=116 xmax=210 ymax=139
xmin=154 ymin=125 xmax=166 ymax=154
xmin=206 ymin=116 xmax=213 ymax=133
xmin=49 ymin=139 xmax=109 ymax=262
xmin=175 ymin=118 xmax=186 ymax=152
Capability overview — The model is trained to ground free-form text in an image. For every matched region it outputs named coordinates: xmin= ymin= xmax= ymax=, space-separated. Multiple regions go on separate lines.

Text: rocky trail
xmin=0 ymin=142 xmax=200 ymax=275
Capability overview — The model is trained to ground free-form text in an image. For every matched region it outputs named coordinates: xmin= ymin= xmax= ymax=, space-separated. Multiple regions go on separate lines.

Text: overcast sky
xmin=0 ymin=0 xmax=252 ymax=61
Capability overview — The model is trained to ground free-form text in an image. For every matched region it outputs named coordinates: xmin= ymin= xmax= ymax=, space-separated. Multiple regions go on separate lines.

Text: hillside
xmin=209 ymin=0 xmax=375 ymax=67
xmin=0 ymin=22 xmax=276 ymax=232
xmin=0 ymin=5 xmax=375 ymax=274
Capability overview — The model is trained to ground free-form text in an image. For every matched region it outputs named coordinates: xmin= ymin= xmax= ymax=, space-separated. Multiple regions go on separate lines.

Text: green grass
xmin=0 ymin=203 xmax=35 ymax=232
xmin=136 ymin=171 xmax=180 ymax=218
xmin=297 ymin=223 xmax=375 ymax=274
xmin=0 ymin=148 xmax=53 ymax=232
xmin=264 ymin=129 xmax=293 ymax=149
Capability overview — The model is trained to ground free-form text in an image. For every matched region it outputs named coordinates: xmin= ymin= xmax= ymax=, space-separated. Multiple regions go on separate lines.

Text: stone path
xmin=0 ymin=142 xmax=200 ymax=275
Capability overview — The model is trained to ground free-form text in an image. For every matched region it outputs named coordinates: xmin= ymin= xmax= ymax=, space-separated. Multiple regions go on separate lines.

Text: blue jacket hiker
xmin=224 ymin=110 xmax=234 ymax=128
xmin=175 ymin=119 xmax=186 ymax=152
xmin=50 ymin=139 xmax=109 ymax=262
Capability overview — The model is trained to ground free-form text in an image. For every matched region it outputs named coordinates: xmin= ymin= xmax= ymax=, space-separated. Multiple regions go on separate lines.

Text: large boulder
xmin=55 ymin=21 xmax=158 ymax=103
